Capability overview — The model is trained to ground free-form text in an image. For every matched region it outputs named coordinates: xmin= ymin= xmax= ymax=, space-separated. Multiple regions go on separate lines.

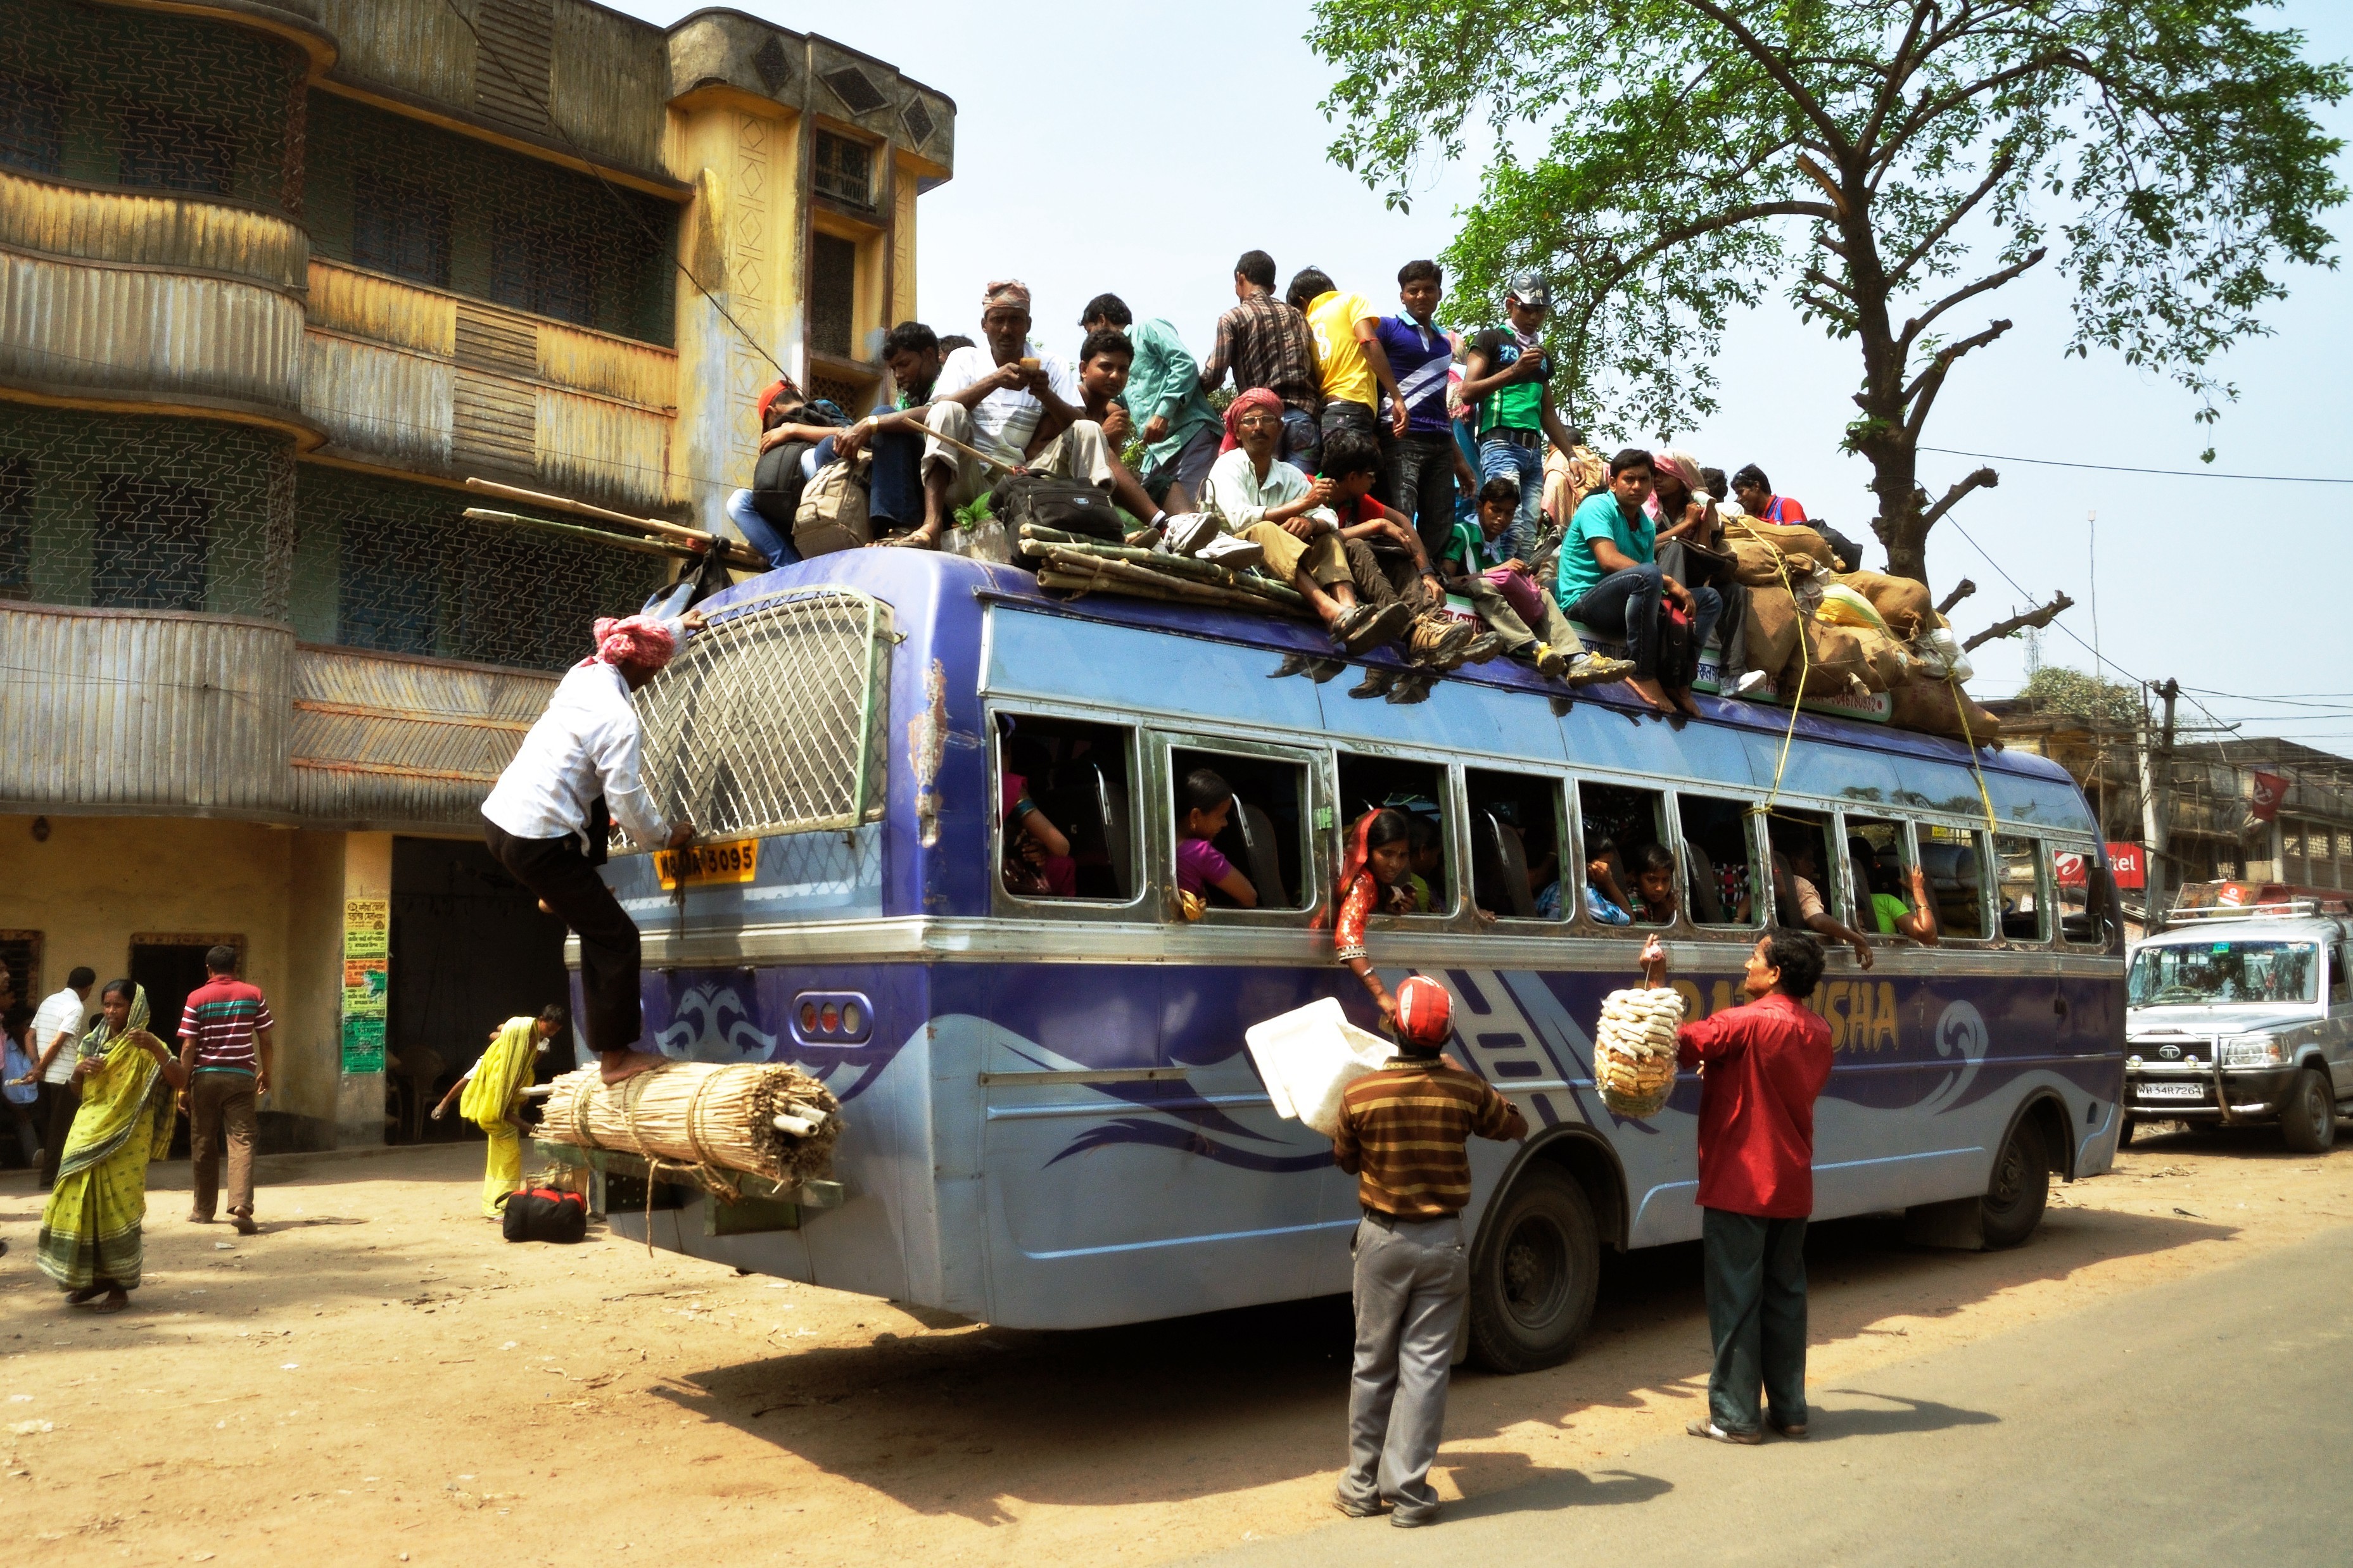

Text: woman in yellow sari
xmin=37 ymin=980 xmax=185 ymax=1313
xmin=433 ymin=1003 xmax=566 ymax=1217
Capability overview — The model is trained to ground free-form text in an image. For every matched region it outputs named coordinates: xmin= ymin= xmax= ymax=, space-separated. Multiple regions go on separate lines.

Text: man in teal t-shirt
xmin=1557 ymin=448 xmax=1720 ymax=716
xmin=1080 ymin=293 xmax=1222 ymax=512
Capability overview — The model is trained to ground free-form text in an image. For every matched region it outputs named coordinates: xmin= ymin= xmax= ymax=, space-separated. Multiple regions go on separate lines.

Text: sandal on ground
xmin=91 ymin=1288 xmax=129 ymax=1315
xmin=1687 ymin=1419 xmax=1764 ymax=1446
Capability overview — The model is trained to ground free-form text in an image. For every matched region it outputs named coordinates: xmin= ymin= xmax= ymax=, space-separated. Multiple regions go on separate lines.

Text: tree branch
xmin=1793 ymin=153 xmax=1851 ymax=218
xmin=1904 ymin=324 xmax=2014 ymax=437
xmin=1963 ymin=591 xmax=2076 ymax=652
xmin=1935 ymin=578 xmax=1978 ymax=616
xmin=1899 ymin=248 xmax=2045 ymax=356
xmin=1920 ymin=467 xmax=1999 ymax=533
xmin=1675 ymin=0 xmax=1854 ymax=158
xmin=1886 ymin=154 xmax=2016 ymax=285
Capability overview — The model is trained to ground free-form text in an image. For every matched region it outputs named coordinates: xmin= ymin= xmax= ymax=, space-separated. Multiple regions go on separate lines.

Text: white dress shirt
xmin=1201 ymin=446 xmax=1338 ymax=533
xmin=933 ymin=341 xmax=1081 ymax=465
xmin=31 ymin=986 xmax=86 ymax=1084
xmin=483 ymin=661 xmax=671 ymax=850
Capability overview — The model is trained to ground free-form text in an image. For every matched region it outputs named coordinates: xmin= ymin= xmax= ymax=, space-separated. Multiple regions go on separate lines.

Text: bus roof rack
xmin=2165 ymin=900 xmax=2330 ymax=923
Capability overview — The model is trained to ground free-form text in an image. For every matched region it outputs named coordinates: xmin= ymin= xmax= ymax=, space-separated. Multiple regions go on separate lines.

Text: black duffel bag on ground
xmin=990 ymin=472 xmax=1126 ymax=546
xmin=501 ymin=1185 xmax=588 ymax=1244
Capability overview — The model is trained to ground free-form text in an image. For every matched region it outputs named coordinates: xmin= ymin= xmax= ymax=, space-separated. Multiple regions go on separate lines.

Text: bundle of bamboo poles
xmin=1018 ymin=524 xmax=1312 ymax=618
xmin=539 ymin=1061 xmax=842 ymax=1190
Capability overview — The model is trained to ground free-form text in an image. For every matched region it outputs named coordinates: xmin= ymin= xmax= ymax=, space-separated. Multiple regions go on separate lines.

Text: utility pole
xmin=2139 ymin=678 xmax=2180 ymax=929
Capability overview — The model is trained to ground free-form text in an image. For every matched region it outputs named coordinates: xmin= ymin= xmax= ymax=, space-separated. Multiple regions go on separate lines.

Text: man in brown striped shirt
xmin=1331 ymin=977 xmax=1526 ymax=1527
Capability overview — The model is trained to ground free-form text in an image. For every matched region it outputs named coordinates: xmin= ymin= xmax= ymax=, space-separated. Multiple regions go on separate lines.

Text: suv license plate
xmin=2138 ymin=1082 xmax=2206 ymax=1100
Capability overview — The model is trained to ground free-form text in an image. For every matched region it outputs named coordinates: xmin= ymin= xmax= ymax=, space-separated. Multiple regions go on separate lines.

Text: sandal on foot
xmin=1687 ymin=1419 xmax=1764 ymax=1446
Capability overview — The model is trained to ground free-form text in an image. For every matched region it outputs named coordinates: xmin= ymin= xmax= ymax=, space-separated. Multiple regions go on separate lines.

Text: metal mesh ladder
xmin=625 ymin=586 xmax=893 ymax=849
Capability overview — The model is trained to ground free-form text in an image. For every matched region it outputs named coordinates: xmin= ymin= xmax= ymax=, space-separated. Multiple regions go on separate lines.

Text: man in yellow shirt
xmin=1288 ymin=268 xmax=1405 ymax=462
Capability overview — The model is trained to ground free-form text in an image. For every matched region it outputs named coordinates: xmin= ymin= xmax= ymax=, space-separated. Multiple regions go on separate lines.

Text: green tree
xmin=1312 ymin=0 xmax=2345 ymax=587
xmin=2019 ymin=664 xmax=2143 ymax=728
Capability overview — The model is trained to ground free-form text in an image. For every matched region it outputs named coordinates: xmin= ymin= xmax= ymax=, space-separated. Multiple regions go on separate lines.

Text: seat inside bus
xmin=1581 ymin=782 xmax=1670 ymax=924
xmin=998 ymin=715 xmax=1136 ymax=901
xmin=1467 ymin=768 xmax=1563 ymax=920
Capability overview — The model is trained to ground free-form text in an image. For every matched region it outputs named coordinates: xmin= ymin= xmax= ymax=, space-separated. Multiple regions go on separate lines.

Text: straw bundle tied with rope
xmin=539 ymin=1061 xmax=842 ymax=1191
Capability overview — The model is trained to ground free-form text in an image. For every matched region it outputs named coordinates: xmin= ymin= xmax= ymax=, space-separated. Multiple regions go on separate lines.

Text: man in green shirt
xmin=1556 ymin=449 xmax=1720 ymax=716
xmin=1079 ymin=293 xmax=1223 ymax=514
xmin=1458 ymin=271 xmax=1582 ymax=562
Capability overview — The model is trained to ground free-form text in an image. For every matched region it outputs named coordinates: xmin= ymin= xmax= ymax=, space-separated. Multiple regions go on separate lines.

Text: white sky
xmin=618 ymin=1 xmax=2353 ymax=752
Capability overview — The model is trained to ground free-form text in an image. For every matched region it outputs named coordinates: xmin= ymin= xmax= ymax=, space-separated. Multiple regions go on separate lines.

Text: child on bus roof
xmin=1443 ymin=477 xmax=1630 ymax=685
xmin=1176 ymin=768 xmax=1257 ymax=917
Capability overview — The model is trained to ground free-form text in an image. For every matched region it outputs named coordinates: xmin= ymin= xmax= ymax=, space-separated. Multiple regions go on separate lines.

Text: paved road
xmin=1191 ymin=1225 xmax=2353 ymax=1568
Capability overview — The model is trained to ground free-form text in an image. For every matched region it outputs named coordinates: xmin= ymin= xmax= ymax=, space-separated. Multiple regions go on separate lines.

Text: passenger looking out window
xmin=1405 ymin=816 xmax=1445 ymax=913
xmin=1336 ymin=754 xmax=1449 ymax=916
xmin=1333 ymin=809 xmax=1418 ymax=1025
xmin=1583 ymin=838 xmax=1633 ymax=926
xmin=1625 ymin=842 xmax=1678 ymax=925
xmin=1770 ymin=823 xmax=1875 ymax=969
xmin=1848 ymin=832 xmax=1938 ymax=945
xmin=1175 ymin=769 xmax=1258 ymax=917
xmin=1169 ymin=748 xmax=1309 ymax=911
xmin=1002 ymin=736 xmax=1075 ymax=898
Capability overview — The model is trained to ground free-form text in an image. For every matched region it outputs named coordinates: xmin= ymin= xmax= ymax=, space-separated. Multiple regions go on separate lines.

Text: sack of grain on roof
xmin=1744 ymin=584 xmax=1802 ymax=678
xmin=1888 ymin=675 xmax=2004 ymax=743
xmin=1836 ymin=570 xmax=1936 ymax=642
xmin=1592 ymin=987 xmax=1684 ymax=1118
xmin=539 ymin=1060 xmax=842 ymax=1190
xmin=1725 ymin=519 xmax=1832 ymax=586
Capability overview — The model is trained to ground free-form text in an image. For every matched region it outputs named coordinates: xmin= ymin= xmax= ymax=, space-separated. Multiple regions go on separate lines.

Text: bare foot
xmin=1670 ymin=688 xmax=1703 ymax=718
xmin=91 ymin=1286 xmax=130 ymax=1315
xmin=598 ymin=1049 xmax=671 ymax=1086
xmin=1626 ymin=676 xmax=1677 ymax=713
xmin=871 ymin=528 xmax=940 ymax=550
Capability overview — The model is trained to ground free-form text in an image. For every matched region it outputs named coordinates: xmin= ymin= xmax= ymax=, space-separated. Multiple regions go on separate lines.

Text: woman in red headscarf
xmin=1331 ymin=808 xmax=1419 ymax=1023
xmin=480 ymin=610 xmax=705 ymax=1085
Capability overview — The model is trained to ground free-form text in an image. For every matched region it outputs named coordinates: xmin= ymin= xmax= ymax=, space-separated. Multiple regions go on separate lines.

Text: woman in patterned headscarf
xmin=36 ymin=980 xmax=184 ymax=1313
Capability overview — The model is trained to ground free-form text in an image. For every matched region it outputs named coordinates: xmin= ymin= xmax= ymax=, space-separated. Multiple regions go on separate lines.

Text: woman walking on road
xmin=37 ymin=980 xmax=186 ymax=1313
xmin=434 ymin=1004 xmax=568 ymax=1217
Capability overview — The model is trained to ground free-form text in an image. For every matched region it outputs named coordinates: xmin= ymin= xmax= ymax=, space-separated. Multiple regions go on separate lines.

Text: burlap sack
xmin=1794 ymin=623 xmax=1872 ymax=692
xmin=1848 ymin=625 xmax=1912 ymax=692
xmin=1744 ymin=585 xmax=1801 ymax=676
xmin=1724 ymin=518 xmax=1832 ymax=583
xmin=1889 ymin=676 xmax=2003 ymax=740
xmin=1837 ymin=570 xmax=1934 ymax=642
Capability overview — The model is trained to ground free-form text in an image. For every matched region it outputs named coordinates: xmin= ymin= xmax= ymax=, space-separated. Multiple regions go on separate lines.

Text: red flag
xmin=2250 ymin=771 xmax=2288 ymax=822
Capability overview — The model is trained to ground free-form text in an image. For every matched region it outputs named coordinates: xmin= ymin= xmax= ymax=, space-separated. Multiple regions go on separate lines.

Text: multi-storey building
xmin=0 ymin=0 xmax=953 ymax=1148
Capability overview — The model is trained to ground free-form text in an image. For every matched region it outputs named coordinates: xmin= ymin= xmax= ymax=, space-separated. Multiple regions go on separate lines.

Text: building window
xmin=809 ymin=232 xmax=858 ymax=360
xmin=490 ymin=217 xmax=593 ymax=326
xmin=338 ymin=515 xmax=438 ymax=656
xmin=0 ymin=73 xmax=64 ymax=176
xmin=92 ymin=474 xmax=210 ymax=611
xmin=116 ymin=103 xmax=232 ymax=198
xmin=0 ymin=457 xmax=29 ymax=600
xmin=352 ymin=168 xmax=452 ymax=288
xmin=811 ymin=131 xmax=871 ymax=206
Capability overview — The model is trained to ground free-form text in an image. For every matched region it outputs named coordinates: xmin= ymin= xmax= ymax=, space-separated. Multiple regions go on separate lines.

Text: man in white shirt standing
xmin=881 ymin=279 xmax=1166 ymax=548
xmin=482 ymin=614 xmax=698 ymax=1085
xmin=20 ymin=966 xmax=94 ymax=1189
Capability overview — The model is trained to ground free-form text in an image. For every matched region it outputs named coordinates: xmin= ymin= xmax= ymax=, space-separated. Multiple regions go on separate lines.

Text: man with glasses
xmin=1459 ymin=272 xmax=1582 ymax=562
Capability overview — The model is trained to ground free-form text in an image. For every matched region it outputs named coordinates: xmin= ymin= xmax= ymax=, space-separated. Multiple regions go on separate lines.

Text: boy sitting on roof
xmin=1443 ymin=477 xmax=1630 ymax=685
xmin=1200 ymin=389 xmax=1413 ymax=655
xmin=1312 ymin=430 xmax=1476 ymax=674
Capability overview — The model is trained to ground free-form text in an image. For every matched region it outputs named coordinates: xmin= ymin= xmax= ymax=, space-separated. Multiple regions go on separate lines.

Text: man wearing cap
xmin=1331 ymin=976 xmax=1528 ymax=1527
xmin=1459 ymin=272 xmax=1582 ymax=563
xmin=884 ymin=279 xmax=1167 ymax=548
xmin=481 ymin=612 xmax=702 ymax=1085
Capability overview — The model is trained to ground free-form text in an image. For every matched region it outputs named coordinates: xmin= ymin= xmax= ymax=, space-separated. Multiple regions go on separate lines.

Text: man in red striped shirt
xmin=178 ymin=945 xmax=276 ymax=1236
xmin=1640 ymin=928 xmax=1832 ymax=1445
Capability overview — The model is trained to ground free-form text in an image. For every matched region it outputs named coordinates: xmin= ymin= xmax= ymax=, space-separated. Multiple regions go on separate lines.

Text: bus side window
xmin=1338 ymin=752 xmax=1451 ymax=916
xmin=2053 ymin=844 xmax=2106 ymax=947
xmin=998 ymin=714 xmax=1135 ymax=902
xmin=1765 ymin=809 xmax=1843 ymax=932
xmin=1676 ymin=794 xmax=1760 ymax=928
xmin=1921 ymin=825 xmax=1989 ymax=939
xmin=1170 ymin=747 xmax=1310 ymax=912
xmin=1996 ymin=835 xmax=2047 ymax=942
xmin=1845 ymin=816 xmax=1922 ymax=940
xmin=1580 ymin=782 xmax=1668 ymax=926
xmin=1467 ymin=769 xmax=1565 ymax=921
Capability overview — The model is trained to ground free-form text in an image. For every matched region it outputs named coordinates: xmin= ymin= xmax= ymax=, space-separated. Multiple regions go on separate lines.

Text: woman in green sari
xmin=37 ymin=980 xmax=185 ymax=1313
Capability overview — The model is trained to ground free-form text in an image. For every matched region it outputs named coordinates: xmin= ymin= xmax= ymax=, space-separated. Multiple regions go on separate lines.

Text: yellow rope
xmin=1749 ymin=531 xmax=1810 ymax=821
xmin=1946 ymin=673 xmax=2001 ymax=840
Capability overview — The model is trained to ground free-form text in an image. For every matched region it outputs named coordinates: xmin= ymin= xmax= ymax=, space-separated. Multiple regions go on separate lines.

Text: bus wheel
xmin=1980 ymin=1116 xmax=2050 ymax=1250
xmin=1467 ymin=1165 xmax=1599 ymax=1374
xmin=2279 ymin=1068 xmax=2337 ymax=1155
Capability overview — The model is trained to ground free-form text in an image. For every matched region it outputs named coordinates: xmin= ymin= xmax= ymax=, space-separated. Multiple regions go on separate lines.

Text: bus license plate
xmin=654 ymin=838 xmax=759 ymax=890
xmin=2138 ymin=1082 xmax=2205 ymax=1100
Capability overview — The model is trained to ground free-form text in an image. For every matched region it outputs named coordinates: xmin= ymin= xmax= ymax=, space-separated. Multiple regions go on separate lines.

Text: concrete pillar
xmin=334 ymin=831 xmax=392 ymax=1148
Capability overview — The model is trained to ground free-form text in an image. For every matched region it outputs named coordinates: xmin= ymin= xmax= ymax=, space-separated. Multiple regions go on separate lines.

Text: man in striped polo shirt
xmin=1331 ymin=977 xmax=1526 ymax=1527
xmin=178 ymin=945 xmax=275 ymax=1235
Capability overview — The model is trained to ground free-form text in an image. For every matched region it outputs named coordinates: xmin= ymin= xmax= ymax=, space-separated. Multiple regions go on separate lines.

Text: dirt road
xmin=3 ymin=1122 xmax=2345 ymax=1565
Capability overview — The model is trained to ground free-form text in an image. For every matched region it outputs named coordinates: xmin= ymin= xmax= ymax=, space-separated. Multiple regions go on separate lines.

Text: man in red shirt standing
xmin=1638 ymin=927 xmax=1832 ymax=1445
xmin=178 ymin=945 xmax=276 ymax=1236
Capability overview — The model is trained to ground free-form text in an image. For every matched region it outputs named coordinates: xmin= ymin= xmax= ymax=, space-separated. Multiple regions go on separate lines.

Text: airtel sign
xmin=2053 ymin=844 xmax=2145 ymax=890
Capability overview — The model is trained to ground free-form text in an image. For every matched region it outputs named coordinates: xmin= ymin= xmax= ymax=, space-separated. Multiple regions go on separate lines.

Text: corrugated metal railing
xmin=623 ymin=586 xmax=893 ymax=850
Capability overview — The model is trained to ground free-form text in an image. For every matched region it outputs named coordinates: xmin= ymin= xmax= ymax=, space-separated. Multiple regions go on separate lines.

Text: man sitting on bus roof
xmin=880 ymin=281 xmax=1168 ymax=549
xmin=1556 ymin=449 xmax=1723 ymax=718
xmin=1202 ymin=389 xmax=1414 ymax=655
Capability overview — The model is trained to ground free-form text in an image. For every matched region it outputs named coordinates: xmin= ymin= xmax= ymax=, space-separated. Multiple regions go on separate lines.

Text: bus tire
xmin=2278 ymin=1068 xmax=2337 ymax=1155
xmin=1466 ymin=1164 xmax=1599 ymax=1374
xmin=2118 ymin=1116 xmax=2138 ymax=1150
xmin=1979 ymin=1116 xmax=2049 ymax=1250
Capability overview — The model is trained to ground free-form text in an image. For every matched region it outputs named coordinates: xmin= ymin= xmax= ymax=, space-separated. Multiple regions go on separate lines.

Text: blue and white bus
xmin=585 ymin=550 xmax=2126 ymax=1371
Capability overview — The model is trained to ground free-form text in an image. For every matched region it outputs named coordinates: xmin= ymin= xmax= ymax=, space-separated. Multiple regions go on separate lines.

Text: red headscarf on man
xmin=1221 ymin=386 xmax=1285 ymax=454
xmin=582 ymin=614 xmax=678 ymax=678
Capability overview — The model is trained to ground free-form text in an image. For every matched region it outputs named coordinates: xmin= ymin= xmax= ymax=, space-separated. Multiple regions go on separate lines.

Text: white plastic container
xmin=1245 ymin=997 xmax=1397 ymax=1137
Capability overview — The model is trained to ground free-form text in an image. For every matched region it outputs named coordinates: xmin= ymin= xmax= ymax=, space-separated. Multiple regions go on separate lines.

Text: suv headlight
xmin=2220 ymin=1035 xmax=2285 ymax=1067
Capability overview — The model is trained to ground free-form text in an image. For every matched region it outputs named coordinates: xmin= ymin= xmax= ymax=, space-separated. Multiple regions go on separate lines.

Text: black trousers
xmin=38 ymin=1080 xmax=80 ymax=1189
xmin=1702 ymin=1207 xmax=1810 ymax=1433
xmin=1385 ymin=432 xmax=1459 ymax=565
xmin=483 ymin=815 xmax=644 ymax=1057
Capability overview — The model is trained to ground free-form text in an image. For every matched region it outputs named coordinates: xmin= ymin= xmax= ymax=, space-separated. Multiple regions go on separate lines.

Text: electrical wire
xmin=1919 ymin=446 xmax=2353 ymax=484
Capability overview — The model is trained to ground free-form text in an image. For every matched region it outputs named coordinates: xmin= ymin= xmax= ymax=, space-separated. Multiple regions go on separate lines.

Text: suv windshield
xmin=2128 ymin=941 xmax=2319 ymax=1006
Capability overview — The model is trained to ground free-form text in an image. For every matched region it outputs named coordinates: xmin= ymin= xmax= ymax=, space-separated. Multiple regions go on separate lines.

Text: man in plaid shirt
xmin=177 ymin=945 xmax=276 ymax=1234
xmin=1200 ymin=249 xmax=1322 ymax=474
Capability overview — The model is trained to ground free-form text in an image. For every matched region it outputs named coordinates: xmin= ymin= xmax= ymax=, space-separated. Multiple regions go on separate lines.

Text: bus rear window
xmin=1468 ymin=769 xmax=1564 ymax=921
xmin=1171 ymin=748 xmax=1310 ymax=912
xmin=998 ymin=716 xmax=1135 ymax=902
xmin=1338 ymin=753 xmax=1450 ymax=916
xmin=1922 ymin=825 xmax=1989 ymax=939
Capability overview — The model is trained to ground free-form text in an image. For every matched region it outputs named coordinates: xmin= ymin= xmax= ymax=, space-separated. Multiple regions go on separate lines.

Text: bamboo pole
xmin=1036 ymin=552 xmax=1313 ymax=617
xmin=464 ymin=477 xmax=768 ymax=570
xmin=1020 ymin=526 xmax=1312 ymax=612
xmin=463 ymin=507 xmax=695 ymax=560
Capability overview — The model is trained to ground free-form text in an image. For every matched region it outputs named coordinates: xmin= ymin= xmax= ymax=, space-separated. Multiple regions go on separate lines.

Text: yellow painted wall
xmin=0 ymin=815 xmax=346 ymax=1131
